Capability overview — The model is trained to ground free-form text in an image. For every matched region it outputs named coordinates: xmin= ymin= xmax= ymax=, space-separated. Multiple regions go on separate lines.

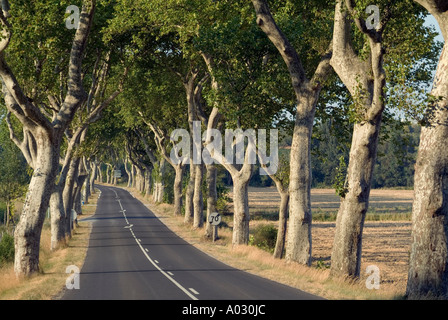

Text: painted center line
xmin=189 ymin=288 xmax=200 ymax=295
xmin=112 ymin=188 xmax=198 ymax=301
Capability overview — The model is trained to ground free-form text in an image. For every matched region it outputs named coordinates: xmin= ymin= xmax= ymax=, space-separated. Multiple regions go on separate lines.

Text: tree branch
xmin=330 ymin=0 xmax=370 ymax=97
xmin=57 ymin=0 xmax=96 ymax=129
xmin=251 ymin=0 xmax=307 ymax=94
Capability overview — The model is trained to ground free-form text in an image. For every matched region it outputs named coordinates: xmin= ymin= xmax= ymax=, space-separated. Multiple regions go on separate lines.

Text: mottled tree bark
xmin=184 ymin=165 xmax=195 ymax=224
xmin=231 ymin=169 xmax=252 ymax=245
xmin=13 ymin=129 xmax=60 ymax=275
xmin=273 ymin=184 xmax=289 ymax=259
xmin=406 ymin=0 xmax=448 ymax=297
xmin=193 ymin=163 xmax=204 ymax=228
xmin=286 ymin=89 xmax=319 ymax=265
xmin=173 ymin=165 xmax=185 ymax=216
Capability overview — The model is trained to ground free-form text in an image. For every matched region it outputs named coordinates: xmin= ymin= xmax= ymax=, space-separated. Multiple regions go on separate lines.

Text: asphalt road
xmin=62 ymin=185 xmax=322 ymax=300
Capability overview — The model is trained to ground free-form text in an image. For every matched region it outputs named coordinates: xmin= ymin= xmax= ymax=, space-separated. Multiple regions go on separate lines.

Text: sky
xmin=425 ymin=15 xmax=443 ymax=43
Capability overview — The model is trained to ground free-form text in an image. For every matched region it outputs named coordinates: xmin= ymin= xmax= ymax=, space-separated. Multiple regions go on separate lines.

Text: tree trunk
xmin=14 ymin=129 xmax=59 ymax=276
xmin=274 ymin=188 xmax=289 ymax=259
xmin=193 ymin=163 xmax=204 ymax=228
xmin=145 ymin=167 xmax=152 ymax=199
xmin=330 ymin=120 xmax=382 ymax=277
xmin=124 ymin=160 xmax=132 ymax=188
xmin=205 ymin=164 xmax=218 ymax=240
xmin=98 ymin=164 xmax=103 ymax=183
xmin=63 ymin=157 xmax=81 ymax=237
xmin=83 ymin=173 xmax=90 ymax=204
xmin=406 ymin=41 xmax=448 ymax=298
xmin=112 ymin=166 xmax=117 ymax=185
xmin=156 ymin=158 xmax=165 ymax=203
xmin=184 ymin=165 xmax=195 ymax=224
xmin=231 ymin=173 xmax=252 ymax=246
xmin=285 ymin=89 xmax=317 ymax=265
xmin=107 ymin=165 xmax=113 ymax=184
xmin=74 ymin=171 xmax=88 ymax=216
xmin=173 ymin=165 xmax=184 ymax=216
xmin=130 ymin=163 xmax=136 ymax=188
xmin=50 ymin=187 xmax=66 ymax=250
xmin=90 ymin=161 xmax=97 ymax=194
xmin=89 ymin=161 xmax=98 ymax=194
xmin=5 ymin=199 xmax=9 ymax=226
xmin=135 ymin=165 xmax=145 ymax=193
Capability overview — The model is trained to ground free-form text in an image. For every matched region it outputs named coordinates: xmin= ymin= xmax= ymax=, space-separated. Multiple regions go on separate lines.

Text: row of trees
xmin=0 ymin=0 xmax=447 ymax=299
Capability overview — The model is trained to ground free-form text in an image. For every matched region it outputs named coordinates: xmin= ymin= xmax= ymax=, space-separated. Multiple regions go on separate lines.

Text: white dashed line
xmin=114 ymin=188 xmax=198 ymax=301
xmin=189 ymin=288 xmax=200 ymax=295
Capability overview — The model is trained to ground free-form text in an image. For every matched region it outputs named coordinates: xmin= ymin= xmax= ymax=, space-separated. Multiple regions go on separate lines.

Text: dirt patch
xmin=230 ymin=186 xmax=413 ymax=212
xmin=312 ymin=221 xmax=411 ymax=295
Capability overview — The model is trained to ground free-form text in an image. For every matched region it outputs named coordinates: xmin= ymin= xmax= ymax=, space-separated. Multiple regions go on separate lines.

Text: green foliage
xmin=315 ymin=259 xmax=330 ymax=270
xmin=312 ymin=118 xmax=420 ymax=190
xmin=249 ymin=224 xmax=277 ymax=253
xmin=216 ymin=169 xmax=231 ymax=214
xmin=372 ymin=124 xmax=420 ymax=188
xmin=0 ymin=233 xmax=14 ymax=266
xmin=333 ymin=156 xmax=348 ymax=198
xmin=0 ymin=117 xmax=30 ymax=216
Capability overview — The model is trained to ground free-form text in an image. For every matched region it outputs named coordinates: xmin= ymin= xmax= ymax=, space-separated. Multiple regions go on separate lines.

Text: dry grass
xmin=0 ymin=190 xmax=98 ymax=300
xmin=126 ymin=186 xmax=408 ymax=300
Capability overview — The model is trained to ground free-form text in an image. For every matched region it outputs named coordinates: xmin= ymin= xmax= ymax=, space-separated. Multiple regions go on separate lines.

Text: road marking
xmin=115 ymin=189 xmax=198 ymax=301
xmin=112 ymin=190 xmax=130 ymax=224
xmin=189 ymin=288 xmax=199 ymax=295
xmin=130 ymin=228 xmax=198 ymax=300
xmin=168 ymin=272 xmax=174 ymax=276
xmin=145 ymin=248 xmax=149 ymax=252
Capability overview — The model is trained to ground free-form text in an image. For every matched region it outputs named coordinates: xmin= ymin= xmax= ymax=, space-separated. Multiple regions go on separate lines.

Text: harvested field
xmin=228 ymin=187 xmax=414 ymax=296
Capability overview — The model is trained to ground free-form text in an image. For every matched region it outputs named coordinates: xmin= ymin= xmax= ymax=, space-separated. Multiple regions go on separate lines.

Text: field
xmin=231 ymin=187 xmax=414 ymax=295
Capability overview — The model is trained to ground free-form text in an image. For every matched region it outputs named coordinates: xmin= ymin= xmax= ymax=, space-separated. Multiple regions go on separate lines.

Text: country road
xmin=61 ymin=185 xmax=321 ymax=300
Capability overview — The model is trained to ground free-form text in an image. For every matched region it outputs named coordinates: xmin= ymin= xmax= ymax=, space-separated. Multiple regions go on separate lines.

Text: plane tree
xmin=251 ymin=0 xmax=334 ymax=265
xmin=0 ymin=0 xmax=97 ymax=276
xmin=328 ymin=0 xmax=439 ymax=278
xmin=406 ymin=0 xmax=448 ymax=299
